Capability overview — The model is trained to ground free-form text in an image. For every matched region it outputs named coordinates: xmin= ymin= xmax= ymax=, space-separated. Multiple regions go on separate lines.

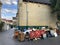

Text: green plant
xmin=0 ymin=22 xmax=4 ymax=31
xmin=50 ymin=0 xmax=60 ymax=20
xmin=50 ymin=0 xmax=60 ymax=12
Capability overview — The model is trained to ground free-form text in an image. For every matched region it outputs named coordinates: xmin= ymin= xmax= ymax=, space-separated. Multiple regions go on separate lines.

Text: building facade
xmin=13 ymin=17 xmax=17 ymax=26
xmin=0 ymin=1 xmax=2 ymax=23
xmin=2 ymin=19 xmax=13 ymax=25
xmin=17 ymin=0 xmax=57 ymax=29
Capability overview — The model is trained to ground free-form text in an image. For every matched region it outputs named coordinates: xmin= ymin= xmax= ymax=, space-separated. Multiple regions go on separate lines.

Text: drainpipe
xmin=17 ymin=0 xmax=23 ymax=30
xmin=26 ymin=2 xmax=28 ymax=29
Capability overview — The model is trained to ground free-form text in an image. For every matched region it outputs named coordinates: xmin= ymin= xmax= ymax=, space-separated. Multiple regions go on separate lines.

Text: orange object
xmin=14 ymin=31 xmax=19 ymax=38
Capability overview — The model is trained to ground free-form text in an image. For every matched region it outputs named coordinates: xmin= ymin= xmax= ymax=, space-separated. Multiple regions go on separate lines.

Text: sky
xmin=0 ymin=0 xmax=18 ymax=20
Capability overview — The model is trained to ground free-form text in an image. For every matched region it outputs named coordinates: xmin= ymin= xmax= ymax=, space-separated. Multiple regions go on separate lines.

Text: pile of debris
xmin=13 ymin=27 xmax=60 ymax=42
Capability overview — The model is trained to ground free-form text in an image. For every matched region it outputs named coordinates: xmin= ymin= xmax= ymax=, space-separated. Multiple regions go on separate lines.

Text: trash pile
xmin=13 ymin=27 xmax=60 ymax=42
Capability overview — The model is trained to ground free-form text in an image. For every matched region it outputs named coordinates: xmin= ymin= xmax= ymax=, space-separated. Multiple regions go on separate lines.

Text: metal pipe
xmin=26 ymin=2 xmax=28 ymax=29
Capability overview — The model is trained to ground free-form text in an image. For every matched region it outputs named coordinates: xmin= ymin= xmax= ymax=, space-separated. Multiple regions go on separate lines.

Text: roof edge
xmin=23 ymin=0 xmax=51 ymax=5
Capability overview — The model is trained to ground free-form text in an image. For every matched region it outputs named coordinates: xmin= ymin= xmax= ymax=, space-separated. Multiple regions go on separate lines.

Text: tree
xmin=50 ymin=0 xmax=60 ymax=20
xmin=0 ymin=22 xmax=4 ymax=32
xmin=50 ymin=0 xmax=60 ymax=30
xmin=50 ymin=0 xmax=57 ymax=11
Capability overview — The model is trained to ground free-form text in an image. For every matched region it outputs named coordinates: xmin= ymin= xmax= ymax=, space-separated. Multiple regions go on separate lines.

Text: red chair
xmin=40 ymin=30 xmax=45 ymax=35
xmin=30 ymin=30 xmax=45 ymax=39
xmin=30 ymin=31 xmax=35 ymax=39
xmin=35 ymin=30 xmax=41 ymax=38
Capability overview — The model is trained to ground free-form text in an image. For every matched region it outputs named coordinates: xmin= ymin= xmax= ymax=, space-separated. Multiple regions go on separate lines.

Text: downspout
xmin=26 ymin=2 xmax=28 ymax=29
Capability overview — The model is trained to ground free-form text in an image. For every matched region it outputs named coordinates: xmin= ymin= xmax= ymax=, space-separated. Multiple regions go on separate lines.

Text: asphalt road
xmin=0 ymin=29 xmax=60 ymax=45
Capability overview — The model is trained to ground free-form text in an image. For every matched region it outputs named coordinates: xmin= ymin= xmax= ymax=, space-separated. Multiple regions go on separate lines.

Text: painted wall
xmin=3 ymin=23 xmax=10 ymax=30
xmin=18 ymin=2 xmax=57 ymax=28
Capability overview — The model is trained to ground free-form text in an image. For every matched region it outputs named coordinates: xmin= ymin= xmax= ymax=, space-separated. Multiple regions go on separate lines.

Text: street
xmin=0 ymin=29 xmax=60 ymax=45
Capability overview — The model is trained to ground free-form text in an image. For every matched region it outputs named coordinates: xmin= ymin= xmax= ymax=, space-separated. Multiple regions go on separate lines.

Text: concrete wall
xmin=18 ymin=2 xmax=57 ymax=28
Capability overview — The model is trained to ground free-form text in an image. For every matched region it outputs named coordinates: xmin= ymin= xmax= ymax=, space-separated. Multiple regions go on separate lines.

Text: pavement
xmin=0 ymin=29 xmax=60 ymax=45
